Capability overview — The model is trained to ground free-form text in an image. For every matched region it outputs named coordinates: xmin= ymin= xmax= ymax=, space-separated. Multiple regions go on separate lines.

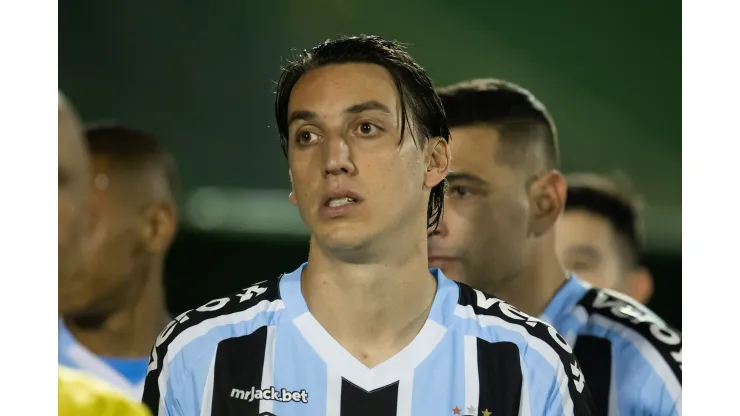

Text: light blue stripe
xmin=273 ymin=321 xmax=328 ymax=415
xmin=409 ymin=331 xmax=463 ymax=414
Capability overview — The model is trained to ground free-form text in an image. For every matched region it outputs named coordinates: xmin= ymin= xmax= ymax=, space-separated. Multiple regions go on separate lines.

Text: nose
xmin=322 ymin=134 xmax=355 ymax=177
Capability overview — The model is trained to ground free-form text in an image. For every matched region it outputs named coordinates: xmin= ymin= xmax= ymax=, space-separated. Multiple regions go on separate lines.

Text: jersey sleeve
xmin=518 ymin=326 xmax=595 ymax=416
xmin=142 ymin=280 xmax=282 ymax=416
xmin=577 ymin=288 xmax=682 ymax=415
xmin=609 ymin=325 xmax=682 ymax=415
xmin=457 ymin=285 xmax=596 ymax=415
xmin=141 ymin=309 xmax=206 ymax=416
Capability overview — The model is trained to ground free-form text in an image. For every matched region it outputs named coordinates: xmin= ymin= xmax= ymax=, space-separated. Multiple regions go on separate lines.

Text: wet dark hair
xmin=274 ymin=34 xmax=450 ymax=230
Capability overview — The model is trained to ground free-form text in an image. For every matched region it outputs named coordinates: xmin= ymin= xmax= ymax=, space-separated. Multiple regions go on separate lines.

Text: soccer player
xmin=59 ymin=123 xmax=178 ymax=399
xmin=556 ymin=173 xmax=654 ymax=304
xmin=143 ymin=36 xmax=594 ymax=416
xmin=59 ymin=93 xmax=151 ymax=416
xmin=430 ymin=78 xmax=681 ymax=415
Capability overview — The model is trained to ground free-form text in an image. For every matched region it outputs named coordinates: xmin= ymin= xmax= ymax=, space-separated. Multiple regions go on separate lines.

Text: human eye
xmin=448 ymin=185 xmax=472 ymax=199
xmin=295 ymin=130 xmax=320 ymax=145
xmin=355 ymin=121 xmax=383 ymax=137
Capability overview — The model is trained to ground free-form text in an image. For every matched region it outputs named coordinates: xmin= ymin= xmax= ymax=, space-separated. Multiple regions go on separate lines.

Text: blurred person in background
xmin=556 ymin=173 xmax=654 ymax=304
xmin=59 ymin=123 xmax=178 ymax=399
xmin=59 ymin=93 xmax=93 ymax=314
xmin=59 ymin=93 xmax=150 ymax=416
xmin=143 ymin=35 xmax=594 ymax=416
xmin=430 ymin=78 xmax=681 ymax=415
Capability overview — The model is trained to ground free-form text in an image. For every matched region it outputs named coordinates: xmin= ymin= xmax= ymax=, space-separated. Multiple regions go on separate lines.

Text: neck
xmin=493 ymin=233 xmax=568 ymax=318
xmin=64 ymin=262 xmax=168 ymax=358
xmin=303 ymin=231 xmax=436 ymax=367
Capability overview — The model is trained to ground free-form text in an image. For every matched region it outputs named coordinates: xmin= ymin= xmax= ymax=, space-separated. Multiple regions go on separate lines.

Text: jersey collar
xmin=279 ymin=263 xmax=459 ymax=328
xmin=539 ymin=274 xmax=590 ymax=325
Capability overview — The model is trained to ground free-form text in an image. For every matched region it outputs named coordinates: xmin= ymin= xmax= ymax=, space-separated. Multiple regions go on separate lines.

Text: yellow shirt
xmin=58 ymin=366 xmax=151 ymax=416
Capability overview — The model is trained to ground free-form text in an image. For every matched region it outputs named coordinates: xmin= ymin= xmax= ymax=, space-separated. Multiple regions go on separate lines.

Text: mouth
xmin=326 ymin=196 xmax=358 ymax=208
xmin=320 ymin=190 xmax=363 ymax=217
xmin=428 ymin=256 xmax=459 ymax=265
xmin=323 ymin=189 xmax=363 ymax=207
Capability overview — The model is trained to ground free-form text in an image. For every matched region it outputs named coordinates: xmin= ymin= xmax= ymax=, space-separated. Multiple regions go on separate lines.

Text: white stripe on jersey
xmin=519 ymin=356 xmax=531 ymax=416
xmin=199 ymin=353 xmax=217 ymax=416
xmin=292 ymin=311 xmax=446 ymax=392
xmin=325 ymin=366 xmax=342 ymax=416
xmin=608 ymin=354 xmax=620 ymax=416
xmin=395 ymin=372 xmax=414 ymax=416
xmin=259 ymin=325 xmax=277 ymax=415
xmin=157 ymin=298 xmax=285 ymax=416
xmin=589 ymin=314 xmax=682 ymax=415
xmin=455 ymin=304 xmax=575 ymax=416
xmin=463 ymin=335 xmax=479 ymax=412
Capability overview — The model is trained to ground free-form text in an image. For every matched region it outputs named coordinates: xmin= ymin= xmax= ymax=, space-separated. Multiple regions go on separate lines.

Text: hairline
xmin=449 ymin=121 xmax=552 ymax=173
xmin=564 ymin=206 xmax=638 ymax=271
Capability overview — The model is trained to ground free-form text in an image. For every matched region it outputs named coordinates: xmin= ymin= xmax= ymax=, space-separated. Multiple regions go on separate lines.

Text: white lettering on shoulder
xmin=239 ymin=283 xmax=267 ymax=303
xmin=197 ymin=297 xmax=230 ymax=312
xmin=475 ymin=290 xmax=501 ymax=309
xmin=146 ymin=282 xmax=271 ymax=374
xmin=148 ymin=309 xmax=193 ymax=373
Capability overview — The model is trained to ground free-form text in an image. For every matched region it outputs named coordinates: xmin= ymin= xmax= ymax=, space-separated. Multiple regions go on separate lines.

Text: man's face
xmin=72 ymin=157 xmax=147 ymax=315
xmin=428 ymin=125 xmax=530 ymax=291
xmin=58 ymin=103 xmax=90 ymax=313
xmin=555 ymin=209 xmax=624 ymax=290
xmin=286 ymin=63 xmax=436 ymax=252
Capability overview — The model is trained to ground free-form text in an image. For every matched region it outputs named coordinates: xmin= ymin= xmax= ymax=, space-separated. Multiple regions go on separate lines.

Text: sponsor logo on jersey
xmin=475 ymin=290 xmax=573 ymax=352
xmin=148 ymin=282 xmax=269 ymax=374
xmin=591 ymin=290 xmax=682 ymax=369
xmin=230 ymin=386 xmax=308 ymax=404
xmin=474 ymin=289 xmax=586 ymax=392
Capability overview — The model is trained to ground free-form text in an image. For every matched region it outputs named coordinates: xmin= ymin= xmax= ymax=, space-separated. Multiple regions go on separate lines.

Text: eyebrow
xmin=565 ymin=245 xmax=601 ymax=261
xmin=345 ymin=100 xmax=392 ymax=115
xmin=287 ymin=101 xmax=392 ymax=127
xmin=287 ymin=110 xmax=318 ymax=126
xmin=446 ymin=172 xmax=489 ymax=187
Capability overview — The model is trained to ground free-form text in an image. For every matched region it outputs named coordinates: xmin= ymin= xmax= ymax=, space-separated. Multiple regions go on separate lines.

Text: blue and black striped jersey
xmin=541 ymin=276 xmax=682 ymax=415
xmin=143 ymin=264 xmax=595 ymax=416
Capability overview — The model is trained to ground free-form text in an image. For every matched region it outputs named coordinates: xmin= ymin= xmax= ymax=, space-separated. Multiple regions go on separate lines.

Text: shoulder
xmin=455 ymin=282 xmax=595 ymax=413
xmin=147 ymin=277 xmax=284 ymax=376
xmin=576 ymin=287 xmax=682 ymax=380
xmin=456 ymin=282 xmax=574 ymax=356
xmin=455 ymin=282 xmax=583 ymax=378
xmin=59 ymin=366 xmax=151 ymax=416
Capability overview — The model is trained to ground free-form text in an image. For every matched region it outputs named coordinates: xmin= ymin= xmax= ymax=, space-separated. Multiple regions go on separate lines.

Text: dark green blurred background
xmin=59 ymin=0 xmax=681 ymax=327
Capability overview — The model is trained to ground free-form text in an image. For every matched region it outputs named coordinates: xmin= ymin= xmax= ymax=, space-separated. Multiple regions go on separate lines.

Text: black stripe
xmin=476 ymin=340 xmax=522 ymax=416
xmin=574 ymin=335 xmax=612 ymax=416
xmin=340 ymin=378 xmax=399 ymax=416
xmin=211 ymin=326 xmax=269 ymax=415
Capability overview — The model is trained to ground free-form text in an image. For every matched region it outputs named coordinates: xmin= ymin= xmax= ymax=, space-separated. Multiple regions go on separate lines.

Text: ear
xmin=141 ymin=201 xmax=178 ymax=254
xmin=624 ymin=267 xmax=654 ymax=304
xmin=528 ymin=170 xmax=566 ymax=237
xmin=424 ymin=137 xmax=451 ymax=189
xmin=288 ymin=169 xmax=297 ymax=206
